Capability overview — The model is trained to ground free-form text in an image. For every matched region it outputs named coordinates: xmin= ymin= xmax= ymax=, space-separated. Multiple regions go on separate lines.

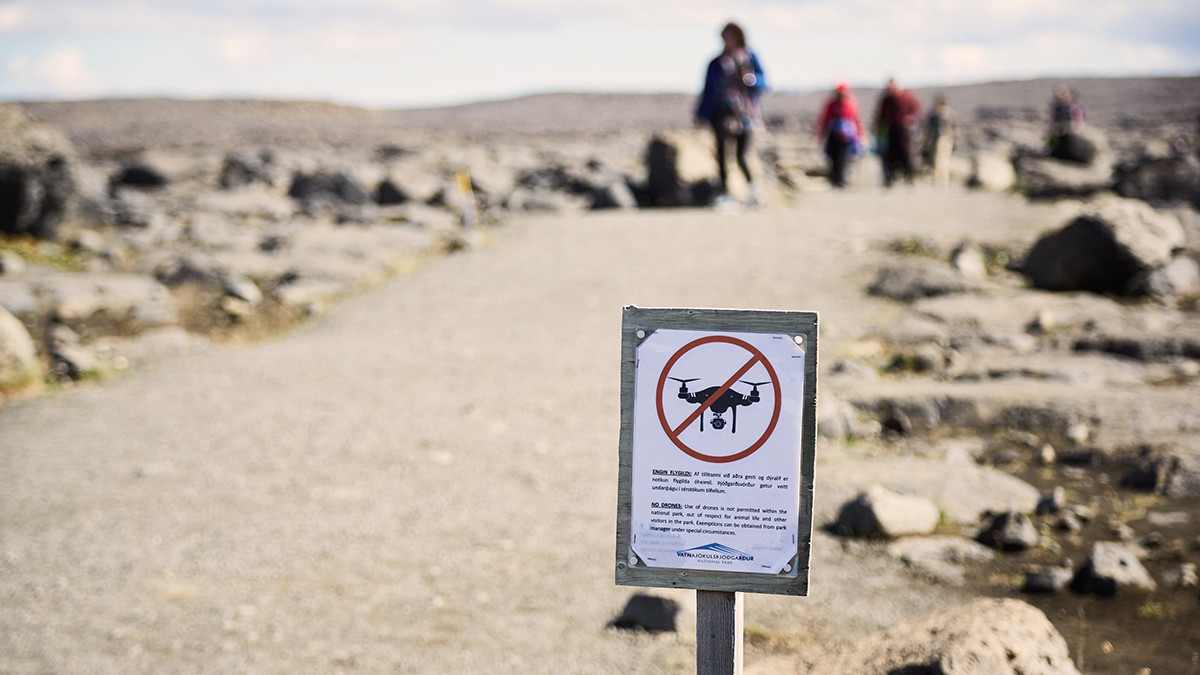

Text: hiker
xmin=815 ymin=80 xmax=866 ymax=188
xmin=1047 ymin=84 xmax=1091 ymax=162
xmin=694 ymin=22 xmax=767 ymax=205
xmin=1049 ymin=83 xmax=1085 ymax=138
xmin=873 ymin=77 xmax=922 ymax=187
xmin=921 ymin=95 xmax=957 ymax=187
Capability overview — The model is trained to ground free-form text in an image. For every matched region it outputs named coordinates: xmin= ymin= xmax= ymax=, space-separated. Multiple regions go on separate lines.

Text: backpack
xmin=719 ymin=50 xmax=761 ymax=134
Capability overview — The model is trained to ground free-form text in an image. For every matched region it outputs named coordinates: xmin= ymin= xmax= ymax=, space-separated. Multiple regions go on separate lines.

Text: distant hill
xmin=16 ymin=76 xmax=1200 ymax=153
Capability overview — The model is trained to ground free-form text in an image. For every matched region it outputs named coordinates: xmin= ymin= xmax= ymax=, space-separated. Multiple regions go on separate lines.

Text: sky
xmin=2 ymin=0 xmax=1198 ymax=109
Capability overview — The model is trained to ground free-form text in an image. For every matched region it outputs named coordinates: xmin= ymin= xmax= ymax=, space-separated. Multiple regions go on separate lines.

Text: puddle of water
xmin=970 ymin=453 xmax=1200 ymax=674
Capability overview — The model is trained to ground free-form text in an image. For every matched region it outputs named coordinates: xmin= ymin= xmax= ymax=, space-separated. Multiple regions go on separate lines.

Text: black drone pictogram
xmin=668 ymin=377 xmax=770 ymax=433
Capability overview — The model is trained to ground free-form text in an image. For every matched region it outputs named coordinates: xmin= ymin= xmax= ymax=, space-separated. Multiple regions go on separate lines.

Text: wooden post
xmin=697 ymin=590 xmax=743 ymax=675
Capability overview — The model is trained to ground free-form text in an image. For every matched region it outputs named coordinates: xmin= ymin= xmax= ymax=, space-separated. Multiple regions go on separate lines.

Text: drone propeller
xmin=668 ymin=377 xmax=701 ymax=383
xmin=739 ymin=380 xmax=770 ymax=387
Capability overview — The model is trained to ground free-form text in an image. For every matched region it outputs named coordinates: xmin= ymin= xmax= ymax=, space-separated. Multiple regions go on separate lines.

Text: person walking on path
xmin=815 ymin=80 xmax=866 ymax=188
xmin=695 ymin=22 xmax=767 ymax=205
xmin=1047 ymin=84 xmax=1091 ymax=163
xmin=921 ymin=95 xmax=957 ymax=187
xmin=1049 ymin=83 xmax=1085 ymax=139
xmin=873 ymin=77 xmax=922 ymax=187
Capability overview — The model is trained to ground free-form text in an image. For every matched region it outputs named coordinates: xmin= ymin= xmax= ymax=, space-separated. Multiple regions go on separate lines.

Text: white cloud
xmin=216 ymin=31 xmax=274 ymax=66
xmin=313 ymin=21 xmax=408 ymax=58
xmin=1 ymin=0 xmax=1196 ymax=105
xmin=37 ymin=46 xmax=98 ymax=92
xmin=0 ymin=3 xmax=26 ymax=30
xmin=7 ymin=53 xmax=29 ymax=74
xmin=5 ymin=46 xmax=102 ymax=98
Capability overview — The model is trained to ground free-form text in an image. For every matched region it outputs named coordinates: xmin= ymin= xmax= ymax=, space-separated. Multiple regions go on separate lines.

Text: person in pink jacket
xmin=815 ymin=80 xmax=866 ymax=188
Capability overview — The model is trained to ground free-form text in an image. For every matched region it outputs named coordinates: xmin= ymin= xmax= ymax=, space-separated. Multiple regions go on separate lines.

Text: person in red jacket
xmin=874 ymin=77 xmax=922 ymax=187
xmin=815 ymin=80 xmax=866 ymax=188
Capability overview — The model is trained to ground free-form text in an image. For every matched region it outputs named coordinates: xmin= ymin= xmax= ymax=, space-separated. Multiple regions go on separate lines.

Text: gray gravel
xmin=3 ymin=187 xmax=1069 ymax=673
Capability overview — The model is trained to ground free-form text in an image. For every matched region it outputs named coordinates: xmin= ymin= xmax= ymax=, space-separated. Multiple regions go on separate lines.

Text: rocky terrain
xmin=2 ymin=76 xmax=1200 ymax=673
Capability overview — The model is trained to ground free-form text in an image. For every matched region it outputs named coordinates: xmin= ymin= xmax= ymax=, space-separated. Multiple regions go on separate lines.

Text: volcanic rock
xmin=1019 ymin=196 xmax=1184 ymax=294
xmin=1015 ymin=156 xmax=1112 ymax=201
xmin=1023 ymin=564 xmax=1075 ymax=594
xmin=372 ymin=178 xmax=409 ymax=206
xmin=0 ymin=305 xmax=41 ymax=389
xmin=1113 ymin=153 xmax=1200 ymax=207
xmin=1048 ymin=131 xmax=1099 ymax=165
xmin=287 ymin=170 xmax=370 ymax=206
xmin=804 ymin=598 xmax=1081 ymax=675
xmin=0 ymin=104 xmax=77 ymax=240
xmin=0 ymin=250 xmax=25 ymax=277
xmin=1071 ymin=541 xmax=1156 ymax=596
xmin=887 ymin=535 xmax=995 ymax=584
xmin=218 ymin=150 xmax=275 ymax=190
xmin=1128 ymin=254 xmax=1200 ymax=302
xmin=1122 ymin=443 xmax=1200 ymax=498
xmin=609 ymin=593 xmax=678 ymax=633
xmin=977 ymin=511 xmax=1040 ymax=551
xmin=868 ymin=259 xmax=975 ymax=301
xmin=969 ymin=150 xmax=1016 ymax=192
xmin=113 ymin=164 xmax=167 ymax=189
xmin=644 ymin=132 xmax=716 ymax=207
xmin=834 ymin=485 xmax=941 ymax=538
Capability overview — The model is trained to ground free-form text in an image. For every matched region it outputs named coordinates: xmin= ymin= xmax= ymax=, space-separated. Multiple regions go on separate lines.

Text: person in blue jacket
xmin=694 ymin=22 xmax=766 ymax=204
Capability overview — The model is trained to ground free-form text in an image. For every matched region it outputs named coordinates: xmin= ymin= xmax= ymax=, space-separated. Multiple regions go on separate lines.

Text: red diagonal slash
xmin=655 ymin=334 xmax=783 ymax=464
xmin=668 ymin=354 xmax=761 ymax=439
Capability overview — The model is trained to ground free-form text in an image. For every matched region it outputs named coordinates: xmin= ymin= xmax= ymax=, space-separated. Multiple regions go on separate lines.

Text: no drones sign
xmin=615 ymin=307 xmax=818 ymax=597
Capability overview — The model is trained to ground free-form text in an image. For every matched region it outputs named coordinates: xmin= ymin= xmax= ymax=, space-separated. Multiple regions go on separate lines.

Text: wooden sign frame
xmin=615 ymin=306 xmax=818 ymax=596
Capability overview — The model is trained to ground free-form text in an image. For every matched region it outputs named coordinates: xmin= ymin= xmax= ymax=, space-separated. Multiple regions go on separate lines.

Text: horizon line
xmin=8 ymin=72 xmax=1199 ymax=113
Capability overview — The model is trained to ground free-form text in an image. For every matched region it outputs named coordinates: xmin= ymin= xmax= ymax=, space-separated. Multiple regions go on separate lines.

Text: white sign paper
xmin=629 ymin=329 xmax=805 ymax=575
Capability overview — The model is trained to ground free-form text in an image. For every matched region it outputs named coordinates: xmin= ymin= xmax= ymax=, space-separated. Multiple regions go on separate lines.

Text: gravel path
xmin=2 ymin=187 xmax=1064 ymax=674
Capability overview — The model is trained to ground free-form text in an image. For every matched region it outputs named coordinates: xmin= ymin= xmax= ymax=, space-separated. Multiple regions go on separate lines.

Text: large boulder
xmin=1019 ymin=197 xmax=1185 ymax=294
xmin=372 ymin=178 xmax=409 ymax=206
xmin=1070 ymin=541 xmax=1156 ymax=596
xmin=1015 ymin=155 xmax=1112 ymax=200
xmin=886 ymin=535 xmax=995 ymax=584
xmin=608 ymin=593 xmax=679 ymax=633
xmin=1122 ymin=442 xmax=1200 ymax=498
xmin=643 ymin=132 xmax=718 ymax=207
xmin=287 ymin=170 xmax=370 ymax=206
xmin=218 ymin=150 xmax=276 ymax=190
xmin=112 ymin=163 xmax=167 ymax=189
xmin=0 ymin=305 xmax=41 ymax=390
xmin=868 ymin=259 xmax=976 ymax=301
xmin=1048 ymin=131 xmax=1099 ymax=165
xmin=590 ymin=175 xmax=638 ymax=210
xmin=0 ymin=104 xmax=77 ymax=240
xmin=821 ymin=454 xmax=1040 ymax=525
xmin=1128 ymin=254 xmax=1200 ymax=302
xmin=968 ymin=150 xmax=1016 ymax=192
xmin=1113 ymin=153 xmax=1200 ymax=207
xmin=833 ymin=485 xmax=940 ymax=538
xmin=1015 ymin=130 xmax=1114 ymax=200
xmin=800 ymin=598 xmax=1081 ymax=675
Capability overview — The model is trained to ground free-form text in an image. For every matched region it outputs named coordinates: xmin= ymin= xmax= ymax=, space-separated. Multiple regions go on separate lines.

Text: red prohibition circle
xmin=655 ymin=335 xmax=782 ymax=463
